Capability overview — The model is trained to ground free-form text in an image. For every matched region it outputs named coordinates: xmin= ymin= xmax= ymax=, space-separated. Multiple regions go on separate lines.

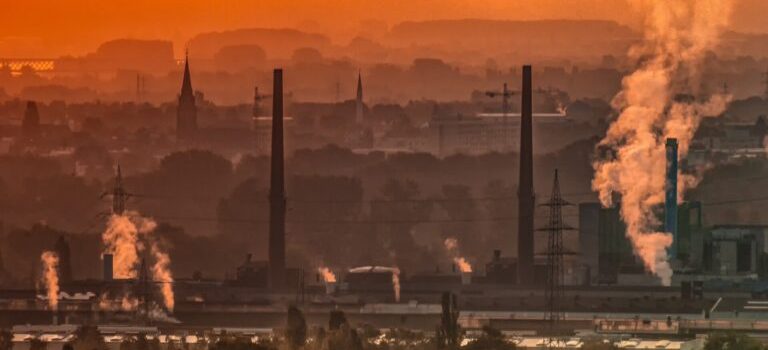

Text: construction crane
xmin=252 ymin=86 xmax=272 ymax=121
xmin=485 ymin=82 xmax=517 ymax=116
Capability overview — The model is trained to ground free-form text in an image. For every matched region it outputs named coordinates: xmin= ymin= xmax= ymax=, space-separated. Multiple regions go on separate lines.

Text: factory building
xmin=703 ymin=225 xmax=768 ymax=277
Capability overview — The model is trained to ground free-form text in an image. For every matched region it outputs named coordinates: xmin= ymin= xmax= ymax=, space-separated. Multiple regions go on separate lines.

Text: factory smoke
xmin=443 ymin=238 xmax=472 ymax=273
xmin=317 ymin=267 xmax=337 ymax=283
xmin=592 ymin=0 xmax=732 ymax=285
xmin=391 ymin=267 xmax=401 ymax=302
xmin=40 ymin=251 xmax=60 ymax=311
xmin=101 ymin=213 xmax=154 ymax=278
xmin=101 ymin=212 xmax=175 ymax=311
xmin=149 ymin=240 xmax=175 ymax=312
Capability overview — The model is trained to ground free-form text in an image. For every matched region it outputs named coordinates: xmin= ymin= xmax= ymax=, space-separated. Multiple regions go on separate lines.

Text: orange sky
xmin=0 ymin=0 xmax=765 ymax=58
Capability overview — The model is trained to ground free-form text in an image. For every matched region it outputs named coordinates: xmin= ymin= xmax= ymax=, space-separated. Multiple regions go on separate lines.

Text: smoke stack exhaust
xmin=103 ymin=254 xmax=113 ymax=281
xmin=517 ymin=65 xmax=535 ymax=285
xmin=665 ymin=138 xmax=679 ymax=259
xmin=269 ymin=69 xmax=286 ymax=289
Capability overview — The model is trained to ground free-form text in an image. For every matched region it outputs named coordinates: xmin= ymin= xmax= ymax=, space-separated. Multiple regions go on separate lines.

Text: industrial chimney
xmin=665 ymin=138 xmax=678 ymax=259
xmin=103 ymin=254 xmax=113 ymax=281
xmin=517 ymin=65 xmax=535 ymax=285
xmin=268 ymin=69 xmax=287 ymax=289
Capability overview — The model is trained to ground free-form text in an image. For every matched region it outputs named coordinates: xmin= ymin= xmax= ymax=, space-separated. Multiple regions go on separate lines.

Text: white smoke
xmin=592 ymin=0 xmax=732 ymax=285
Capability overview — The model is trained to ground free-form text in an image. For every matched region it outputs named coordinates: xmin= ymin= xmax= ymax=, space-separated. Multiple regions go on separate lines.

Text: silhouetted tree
xmin=286 ymin=305 xmax=308 ymax=349
xmin=0 ymin=330 xmax=10 ymax=350
xmin=463 ymin=326 xmax=514 ymax=350
xmin=436 ymin=292 xmax=460 ymax=350
xmin=69 ymin=325 xmax=107 ymax=350
xmin=704 ymin=332 xmax=766 ymax=350
xmin=329 ymin=310 xmax=348 ymax=331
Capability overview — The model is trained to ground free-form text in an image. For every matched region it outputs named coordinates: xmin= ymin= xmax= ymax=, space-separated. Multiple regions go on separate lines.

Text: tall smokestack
xmin=269 ymin=69 xmax=286 ymax=289
xmin=665 ymin=138 xmax=678 ymax=259
xmin=103 ymin=254 xmax=113 ymax=281
xmin=517 ymin=65 xmax=535 ymax=285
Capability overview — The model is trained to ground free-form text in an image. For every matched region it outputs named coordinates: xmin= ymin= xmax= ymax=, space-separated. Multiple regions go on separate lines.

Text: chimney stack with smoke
xmin=665 ymin=138 xmax=679 ymax=259
xmin=517 ymin=65 xmax=535 ymax=285
xmin=268 ymin=69 xmax=286 ymax=289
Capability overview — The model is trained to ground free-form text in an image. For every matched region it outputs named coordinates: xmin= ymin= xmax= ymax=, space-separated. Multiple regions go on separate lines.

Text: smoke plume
xmin=101 ymin=212 xmax=175 ymax=312
xmin=317 ymin=267 xmax=337 ymax=283
xmin=40 ymin=251 xmax=60 ymax=311
xmin=391 ymin=267 xmax=401 ymax=302
xmin=101 ymin=213 xmax=154 ymax=278
xmin=148 ymin=239 xmax=175 ymax=312
xmin=443 ymin=238 xmax=472 ymax=273
xmin=592 ymin=0 xmax=732 ymax=285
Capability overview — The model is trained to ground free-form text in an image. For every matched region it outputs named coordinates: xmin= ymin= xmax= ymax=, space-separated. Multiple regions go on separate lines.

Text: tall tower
xmin=22 ymin=101 xmax=40 ymax=138
xmin=517 ymin=65 xmax=535 ymax=285
xmin=665 ymin=138 xmax=679 ymax=259
xmin=54 ymin=236 xmax=72 ymax=284
xmin=540 ymin=170 xmax=572 ymax=336
xmin=176 ymin=53 xmax=198 ymax=140
xmin=268 ymin=69 xmax=287 ymax=289
xmin=355 ymin=72 xmax=364 ymax=123
xmin=112 ymin=164 xmax=127 ymax=215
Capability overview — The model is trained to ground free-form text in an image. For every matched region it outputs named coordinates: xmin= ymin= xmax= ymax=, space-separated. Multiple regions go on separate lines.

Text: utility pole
xmin=538 ymin=169 xmax=574 ymax=345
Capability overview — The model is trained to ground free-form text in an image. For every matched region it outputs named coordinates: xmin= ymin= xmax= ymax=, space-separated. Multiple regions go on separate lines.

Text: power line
xmin=136 ymin=212 xmax=580 ymax=225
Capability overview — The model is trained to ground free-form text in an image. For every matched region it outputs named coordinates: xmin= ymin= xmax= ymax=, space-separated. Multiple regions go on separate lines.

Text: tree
xmin=704 ymin=332 xmax=766 ymax=350
xmin=329 ymin=310 xmax=348 ymax=331
xmin=69 ymin=325 xmax=107 ymax=350
xmin=581 ymin=339 xmax=618 ymax=350
xmin=286 ymin=305 xmax=308 ymax=349
xmin=0 ymin=329 xmax=11 ymax=350
xmin=436 ymin=292 xmax=460 ymax=350
xmin=29 ymin=338 xmax=47 ymax=350
xmin=464 ymin=326 xmax=515 ymax=350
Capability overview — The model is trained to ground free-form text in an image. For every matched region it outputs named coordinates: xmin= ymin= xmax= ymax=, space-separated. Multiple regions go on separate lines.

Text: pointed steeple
xmin=177 ymin=50 xmax=198 ymax=140
xmin=180 ymin=51 xmax=194 ymax=98
xmin=355 ymin=71 xmax=364 ymax=123
xmin=356 ymin=71 xmax=363 ymax=100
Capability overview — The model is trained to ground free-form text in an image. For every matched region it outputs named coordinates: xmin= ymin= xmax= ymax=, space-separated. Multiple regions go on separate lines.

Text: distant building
xmin=54 ymin=236 xmax=72 ymax=284
xmin=22 ymin=101 xmax=40 ymax=139
xmin=429 ymin=112 xmax=569 ymax=156
xmin=235 ymin=254 xmax=268 ymax=287
xmin=690 ymin=116 xmax=768 ymax=164
xmin=703 ymin=225 xmax=768 ymax=277
xmin=176 ymin=54 xmax=198 ymax=141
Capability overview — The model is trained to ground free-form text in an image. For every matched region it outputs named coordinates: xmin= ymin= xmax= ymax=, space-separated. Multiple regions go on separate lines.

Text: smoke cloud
xmin=101 ymin=212 xmax=175 ymax=312
xmin=592 ymin=0 xmax=732 ymax=285
xmin=317 ymin=267 xmax=337 ymax=283
xmin=443 ymin=238 xmax=472 ymax=273
xmin=40 ymin=251 xmax=60 ymax=311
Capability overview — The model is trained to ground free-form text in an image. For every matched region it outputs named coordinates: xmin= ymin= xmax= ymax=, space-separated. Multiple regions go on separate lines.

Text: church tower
xmin=177 ymin=53 xmax=198 ymax=140
xmin=355 ymin=72 xmax=364 ymax=123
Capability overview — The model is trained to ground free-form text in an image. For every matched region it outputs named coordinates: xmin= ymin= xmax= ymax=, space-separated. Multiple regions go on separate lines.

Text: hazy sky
xmin=1 ymin=0 xmax=766 ymax=57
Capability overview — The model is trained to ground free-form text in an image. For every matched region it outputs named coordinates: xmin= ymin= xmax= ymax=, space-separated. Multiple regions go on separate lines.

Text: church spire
xmin=355 ymin=71 xmax=364 ymax=123
xmin=177 ymin=51 xmax=198 ymax=140
xmin=180 ymin=51 xmax=193 ymax=98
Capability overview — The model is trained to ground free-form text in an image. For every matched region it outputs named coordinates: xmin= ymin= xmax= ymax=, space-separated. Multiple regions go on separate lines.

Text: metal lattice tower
xmin=538 ymin=169 xmax=574 ymax=335
xmin=111 ymin=164 xmax=128 ymax=215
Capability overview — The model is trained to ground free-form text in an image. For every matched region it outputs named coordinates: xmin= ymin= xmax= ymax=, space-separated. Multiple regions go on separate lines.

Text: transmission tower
xmin=111 ymin=164 xmax=128 ymax=215
xmin=99 ymin=164 xmax=131 ymax=215
xmin=538 ymin=169 xmax=574 ymax=340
